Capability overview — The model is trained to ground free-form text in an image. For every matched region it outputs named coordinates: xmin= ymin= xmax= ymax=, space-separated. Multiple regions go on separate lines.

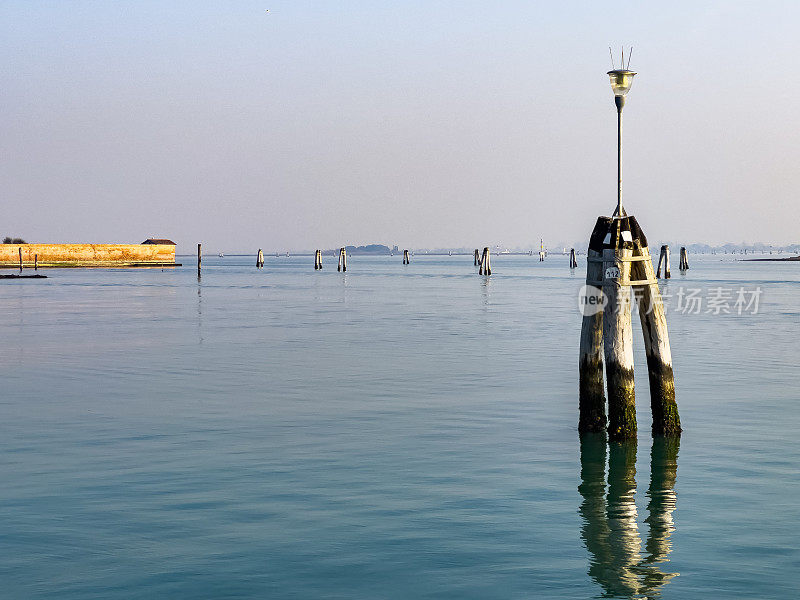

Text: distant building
xmin=142 ymin=238 xmax=176 ymax=245
xmin=1 ymin=241 xmax=178 ymax=267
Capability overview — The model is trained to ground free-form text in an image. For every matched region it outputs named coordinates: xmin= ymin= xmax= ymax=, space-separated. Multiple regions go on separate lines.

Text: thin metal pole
xmin=617 ymin=107 xmax=622 ymax=216
xmin=615 ymin=96 xmax=624 ymax=217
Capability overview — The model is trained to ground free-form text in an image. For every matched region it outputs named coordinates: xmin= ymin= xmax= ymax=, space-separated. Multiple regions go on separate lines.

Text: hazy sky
xmin=2 ymin=1 xmax=799 ymax=253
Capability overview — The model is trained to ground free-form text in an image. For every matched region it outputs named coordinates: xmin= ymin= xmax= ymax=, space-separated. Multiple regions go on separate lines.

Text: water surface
xmin=1 ymin=254 xmax=798 ymax=598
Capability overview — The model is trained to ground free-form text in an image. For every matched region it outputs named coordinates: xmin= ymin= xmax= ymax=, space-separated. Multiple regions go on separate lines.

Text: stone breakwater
xmin=0 ymin=244 xmax=177 ymax=267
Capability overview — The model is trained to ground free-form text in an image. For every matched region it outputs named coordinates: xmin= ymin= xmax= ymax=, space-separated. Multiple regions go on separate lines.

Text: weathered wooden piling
xmin=656 ymin=245 xmax=670 ymax=279
xmin=579 ymin=217 xmax=680 ymax=439
xmin=478 ymin=247 xmax=491 ymax=275
xmin=601 ymin=220 xmax=637 ymax=440
xmin=474 ymin=249 xmax=479 ymax=265
xmin=197 ymin=243 xmax=202 ymax=275
xmin=579 ymin=218 xmax=610 ymax=434
xmin=337 ymin=247 xmax=347 ymax=272
xmin=313 ymin=250 xmax=322 ymax=270
xmin=630 ymin=237 xmax=681 ymax=436
xmin=403 ymin=249 xmax=410 ymax=265
xmin=34 ymin=254 xmax=38 ymax=271
xmin=257 ymin=248 xmax=264 ymax=268
xmin=18 ymin=247 xmax=23 ymax=273
xmin=679 ymin=247 xmax=689 ymax=271
xmin=570 ymin=248 xmax=578 ymax=269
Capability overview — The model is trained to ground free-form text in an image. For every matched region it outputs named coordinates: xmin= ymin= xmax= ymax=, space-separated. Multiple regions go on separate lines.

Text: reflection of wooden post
xmin=18 ymin=247 xmax=23 ymax=273
xmin=645 ymin=436 xmax=679 ymax=558
xmin=642 ymin=436 xmax=680 ymax=593
xmin=403 ymin=249 xmax=410 ymax=265
xmin=257 ymin=248 xmax=264 ymax=268
xmin=579 ymin=218 xmax=610 ymax=433
xmin=474 ymin=249 xmax=479 ymax=266
xmin=606 ymin=441 xmax=642 ymax=596
xmin=579 ymin=435 xmax=681 ymax=599
xmin=197 ymin=243 xmax=202 ymax=275
xmin=578 ymin=433 xmax=612 ymax=591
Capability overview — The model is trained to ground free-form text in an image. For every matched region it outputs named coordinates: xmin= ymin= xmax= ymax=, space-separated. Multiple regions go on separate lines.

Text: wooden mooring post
xmin=257 ymin=249 xmax=264 ymax=268
xmin=479 ymin=247 xmax=491 ymax=275
xmin=18 ymin=247 xmax=23 ymax=273
xmin=403 ymin=249 xmax=410 ymax=265
xmin=570 ymin=248 xmax=578 ymax=269
xmin=474 ymin=249 xmax=480 ymax=266
xmin=314 ymin=250 xmax=322 ymax=270
xmin=579 ymin=216 xmax=681 ymax=440
xmin=656 ymin=245 xmax=670 ymax=279
xmin=679 ymin=247 xmax=689 ymax=271
xmin=34 ymin=254 xmax=38 ymax=271
xmin=579 ymin=219 xmax=609 ymax=434
xmin=337 ymin=248 xmax=347 ymax=272
xmin=197 ymin=243 xmax=202 ymax=276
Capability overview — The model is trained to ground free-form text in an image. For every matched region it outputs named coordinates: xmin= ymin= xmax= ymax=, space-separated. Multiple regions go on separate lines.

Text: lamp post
xmin=607 ymin=67 xmax=636 ymax=217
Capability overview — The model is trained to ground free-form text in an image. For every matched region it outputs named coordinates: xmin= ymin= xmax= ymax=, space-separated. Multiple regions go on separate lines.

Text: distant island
xmin=324 ymin=244 xmax=394 ymax=255
xmin=744 ymin=256 xmax=800 ymax=262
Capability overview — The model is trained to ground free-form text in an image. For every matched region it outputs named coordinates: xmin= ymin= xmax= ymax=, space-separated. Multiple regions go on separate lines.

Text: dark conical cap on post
xmin=588 ymin=216 xmax=648 ymax=253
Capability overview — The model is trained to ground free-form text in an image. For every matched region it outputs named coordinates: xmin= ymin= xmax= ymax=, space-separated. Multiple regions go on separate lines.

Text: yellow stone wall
xmin=0 ymin=244 xmax=176 ymax=266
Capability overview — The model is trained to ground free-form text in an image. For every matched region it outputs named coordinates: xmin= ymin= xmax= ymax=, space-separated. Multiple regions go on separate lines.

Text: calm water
xmin=1 ymin=254 xmax=798 ymax=599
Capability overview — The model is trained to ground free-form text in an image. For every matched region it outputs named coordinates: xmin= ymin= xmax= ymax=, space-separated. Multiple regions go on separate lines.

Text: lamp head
xmin=607 ymin=69 xmax=636 ymax=97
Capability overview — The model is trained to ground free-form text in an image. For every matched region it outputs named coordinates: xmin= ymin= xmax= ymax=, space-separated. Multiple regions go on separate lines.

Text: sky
xmin=2 ymin=1 xmax=799 ymax=254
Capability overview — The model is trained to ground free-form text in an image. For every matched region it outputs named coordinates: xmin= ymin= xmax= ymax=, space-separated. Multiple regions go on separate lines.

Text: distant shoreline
xmin=743 ymin=256 xmax=800 ymax=261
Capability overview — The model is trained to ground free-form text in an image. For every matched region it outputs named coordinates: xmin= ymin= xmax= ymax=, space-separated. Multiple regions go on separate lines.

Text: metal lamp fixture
xmin=608 ymin=69 xmax=636 ymax=97
xmin=608 ymin=48 xmax=636 ymax=217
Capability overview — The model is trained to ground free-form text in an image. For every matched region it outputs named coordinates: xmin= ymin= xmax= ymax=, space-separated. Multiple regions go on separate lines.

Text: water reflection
xmin=579 ymin=435 xmax=679 ymax=599
xmin=480 ymin=275 xmax=492 ymax=308
xmin=197 ymin=279 xmax=204 ymax=345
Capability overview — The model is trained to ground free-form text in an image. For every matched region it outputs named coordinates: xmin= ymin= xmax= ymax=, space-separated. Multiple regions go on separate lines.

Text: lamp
xmin=607 ymin=69 xmax=636 ymax=97
xmin=607 ymin=49 xmax=636 ymax=217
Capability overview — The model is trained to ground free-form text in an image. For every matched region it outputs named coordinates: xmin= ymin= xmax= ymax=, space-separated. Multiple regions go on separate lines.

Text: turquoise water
xmin=1 ymin=254 xmax=798 ymax=599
